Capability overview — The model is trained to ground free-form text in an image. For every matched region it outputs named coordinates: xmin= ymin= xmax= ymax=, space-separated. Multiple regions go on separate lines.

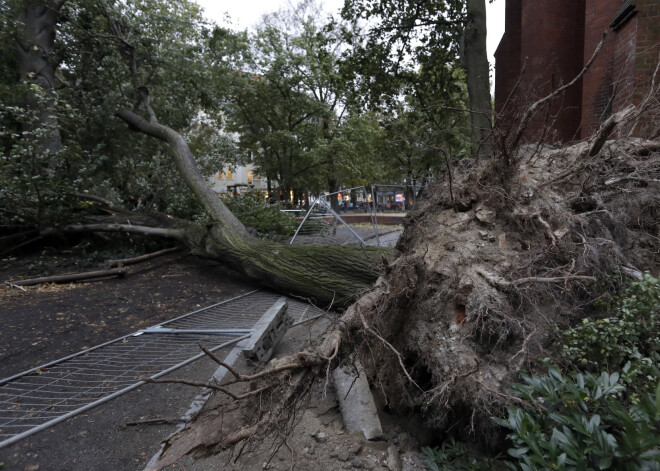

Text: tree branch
xmin=41 ymin=223 xmax=187 ymax=240
xmin=141 ymin=377 xmax=272 ymax=400
xmin=511 ymin=32 xmax=607 ymax=151
xmin=116 ymin=109 xmax=248 ymax=236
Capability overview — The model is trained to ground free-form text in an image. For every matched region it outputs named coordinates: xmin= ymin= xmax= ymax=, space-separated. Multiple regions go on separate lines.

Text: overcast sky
xmin=195 ymin=0 xmax=506 ymax=75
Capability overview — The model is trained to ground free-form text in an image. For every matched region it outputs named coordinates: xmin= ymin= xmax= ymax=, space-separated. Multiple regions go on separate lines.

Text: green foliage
xmin=341 ymin=0 xmax=465 ymax=110
xmin=422 ymin=438 xmax=495 ymax=471
xmin=216 ymin=1 xmax=387 ymax=198
xmin=221 ymin=191 xmax=298 ymax=240
xmin=493 ymin=366 xmax=660 ymax=470
xmin=560 ymin=273 xmax=660 ymax=393
xmin=340 ymin=0 xmax=471 ymax=183
xmin=0 ymin=86 xmax=84 ymax=227
xmin=1 ymin=0 xmax=237 ymax=228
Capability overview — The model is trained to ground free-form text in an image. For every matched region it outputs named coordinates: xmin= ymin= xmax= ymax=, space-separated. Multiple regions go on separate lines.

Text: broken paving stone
xmin=478 ymin=230 xmax=495 ymax=242
xmin=333 ymin=361 xmax=383 ymax=440
xmin=386 ymin=445 xmax=403 ymax=471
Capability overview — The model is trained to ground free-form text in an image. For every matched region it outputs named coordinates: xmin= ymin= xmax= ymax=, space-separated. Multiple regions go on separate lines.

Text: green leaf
xmin=507 ymin=447 xmax=529 ymax=458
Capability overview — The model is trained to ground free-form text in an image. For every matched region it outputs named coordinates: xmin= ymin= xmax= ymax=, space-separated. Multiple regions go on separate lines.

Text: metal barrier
xmin=0 ymin=291 xmax=325 ymax=449
xmin=289 ymin=186 xmax=382 ymax=246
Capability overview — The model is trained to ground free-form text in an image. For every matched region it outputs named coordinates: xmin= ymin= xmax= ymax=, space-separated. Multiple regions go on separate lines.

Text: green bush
xmin=221 ymin=191 xmax=298 ymax=240
xmin=422 ymin=438 xmax=495 ymax=471
xmin=493 ymin=365 xmax=660 ymax=470
xmin=560 ymin=273 xmax=660 ymax=393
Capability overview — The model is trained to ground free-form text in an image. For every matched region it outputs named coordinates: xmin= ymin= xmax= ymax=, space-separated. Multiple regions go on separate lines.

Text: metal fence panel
xmin=0 ymin=291 xmax=325 ymax=449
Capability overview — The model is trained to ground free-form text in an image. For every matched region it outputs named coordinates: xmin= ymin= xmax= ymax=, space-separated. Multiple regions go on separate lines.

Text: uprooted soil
xmin=356 ymin=138 xmax=660 ymax=446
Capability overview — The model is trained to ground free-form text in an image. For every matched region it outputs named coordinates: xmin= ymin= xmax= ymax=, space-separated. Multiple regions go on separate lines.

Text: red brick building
xmin=495 ymin=0 xmax=660 ymax=142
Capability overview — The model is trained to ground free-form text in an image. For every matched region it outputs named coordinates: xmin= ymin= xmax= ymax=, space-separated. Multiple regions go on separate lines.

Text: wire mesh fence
xmin=0 ymin=290 xmax=325 ymax=449
xmin=289 ymin=186 xmax=382 ymax=246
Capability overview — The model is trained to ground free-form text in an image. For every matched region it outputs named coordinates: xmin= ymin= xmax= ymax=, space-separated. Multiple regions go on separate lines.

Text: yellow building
xmin=209 ymin=163 xmax=269 ymax=196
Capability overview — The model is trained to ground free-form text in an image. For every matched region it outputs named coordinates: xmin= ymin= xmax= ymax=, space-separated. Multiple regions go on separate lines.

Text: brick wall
xmin=494 ymin=0 xmax=522 ymax=119
xmin=581 ymin=1 xmax=660 ymax=138
xmin=581 ymin=0 xmax=630 ymax=137
xmin=496 ymin=0 xmax=659 ymax=141
xmin=495 ymin=0 xmax=585 ymax=143
xmin=633 ymin=0 xmax=660 ymax=137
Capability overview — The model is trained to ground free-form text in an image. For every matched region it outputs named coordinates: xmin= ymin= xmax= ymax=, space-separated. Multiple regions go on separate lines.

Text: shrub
xmin=422 ymin=438 xmax=495 ymax=471
xmin=560 ymin=273 xmax=660 ymax=394
xmin=221 ymin=191 xmax=298 ymax=240
xmin=493 ymin=365 xmax=660 ymax=470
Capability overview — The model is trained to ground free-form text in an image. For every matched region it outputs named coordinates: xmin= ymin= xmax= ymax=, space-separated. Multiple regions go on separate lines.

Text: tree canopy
xmin=2 ymin=0 xmax=483 ymax=233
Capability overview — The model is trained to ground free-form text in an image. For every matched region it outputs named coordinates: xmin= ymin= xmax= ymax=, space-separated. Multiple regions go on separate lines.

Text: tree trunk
xmin=199 ymin=226 xmax=386 ymax=307
xmin=462 ymin=0 xmax=492 ymax=156
xmin=328 ymin=178 xmax=340 ymax=212
xmin=15 ymin=0 xmax=65 ymax=162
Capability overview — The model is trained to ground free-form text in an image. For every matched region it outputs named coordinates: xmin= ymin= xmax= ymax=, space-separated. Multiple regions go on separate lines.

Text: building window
xmin=248 ymin=169 xmax=253 ymax=184
xmin=225 ymin=168 xmax=233 ymax=179
xmin=218 ymin=171 xmax=224 ymax=179
xmin=610 ymin=1 xmax=636 ymax=31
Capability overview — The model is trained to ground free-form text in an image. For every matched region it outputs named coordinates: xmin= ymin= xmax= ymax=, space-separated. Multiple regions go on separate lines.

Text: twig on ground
xmin=140 ymin=376 xmax=271 ymax=400
xmin=7 ymin=267 xmax=127 ymax=286
xmin=106 ymin=246 xmax=180 ymax=267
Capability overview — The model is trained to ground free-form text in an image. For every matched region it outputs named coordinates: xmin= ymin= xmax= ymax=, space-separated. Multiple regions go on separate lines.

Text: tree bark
xmin=15 ymin=0 xmax=66 ymax=161
xmin=462 ymin=0 xmax=492 ymax=156
xmin=328 ymin=178 xmax=340 ymax=212
xmin=116 ymin=109 xmax=249 ymax=237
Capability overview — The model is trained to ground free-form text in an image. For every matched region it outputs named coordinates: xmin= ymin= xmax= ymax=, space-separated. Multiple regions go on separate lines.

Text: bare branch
xmin=587 ymin=105 xmax=636 ymax=156
xmin=141 ymin=377 xmax=271 ymax=400
xmin=106 ymin=247 xmax=180 ymax=268
xmin=41 ymin=222 xmax=186 ymax=240
xmin=511 ymin=32 xmax=607 ymax=151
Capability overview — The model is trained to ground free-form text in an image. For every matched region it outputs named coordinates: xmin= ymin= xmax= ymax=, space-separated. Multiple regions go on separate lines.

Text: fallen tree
xmin=138 ymin=56 xmax=660 ymax=467
xmin=10 ymin=4 xmax=659 ymax=464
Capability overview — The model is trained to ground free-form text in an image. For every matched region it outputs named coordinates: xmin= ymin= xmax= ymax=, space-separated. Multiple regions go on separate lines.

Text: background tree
xmin=220 ymin=1 xmax=384 ymax=207
xmin=1 ymin=0 xmax=237 ymax=229
xmin=341 ymin=0 xmax=491 ymax=155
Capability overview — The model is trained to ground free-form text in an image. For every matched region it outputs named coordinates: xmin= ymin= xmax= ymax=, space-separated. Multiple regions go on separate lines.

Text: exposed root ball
xmin=353 ymin=138 xmax=660 ymax=444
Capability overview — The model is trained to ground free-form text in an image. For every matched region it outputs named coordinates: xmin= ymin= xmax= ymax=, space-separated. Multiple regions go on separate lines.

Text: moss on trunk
xmin=196 ymin=225 xmax=392 ymax=307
